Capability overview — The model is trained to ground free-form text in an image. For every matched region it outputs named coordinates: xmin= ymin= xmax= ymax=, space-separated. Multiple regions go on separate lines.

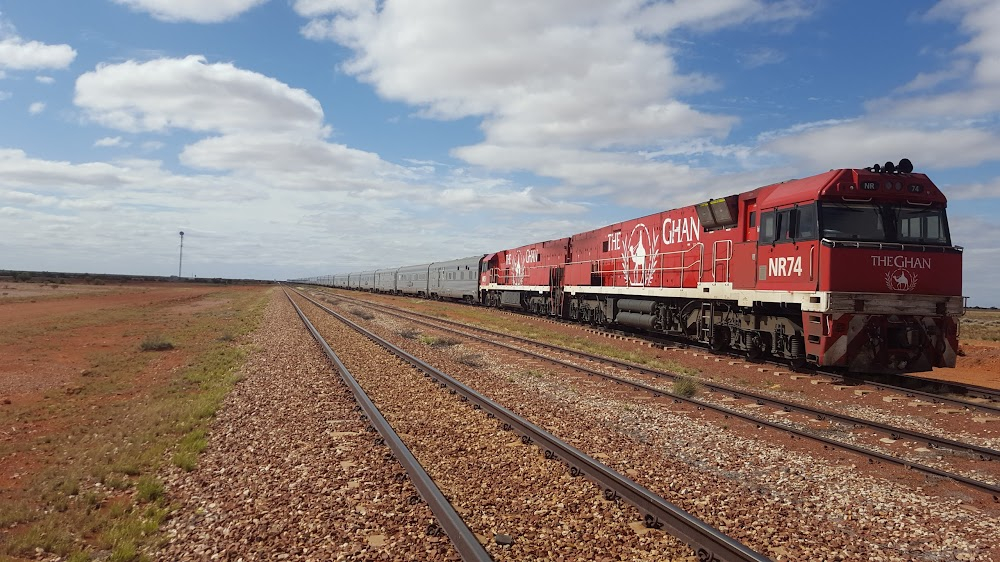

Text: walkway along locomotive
xmin=306 ymin=160 xmax=963 ymax=374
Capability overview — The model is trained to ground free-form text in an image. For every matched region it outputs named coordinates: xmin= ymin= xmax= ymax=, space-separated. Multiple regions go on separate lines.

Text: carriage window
xmin=748 ymin=211 xmax=756 ymax=228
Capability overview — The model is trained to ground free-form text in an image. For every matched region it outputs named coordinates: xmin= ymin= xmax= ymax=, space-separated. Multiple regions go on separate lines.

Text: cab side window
xmin=761 ymin=205 xmax=818 ymax=243
xmin=796 ymin=204 xmax=817 ymax=240
xmin=760 ymin=211 xmax=776 ymax=243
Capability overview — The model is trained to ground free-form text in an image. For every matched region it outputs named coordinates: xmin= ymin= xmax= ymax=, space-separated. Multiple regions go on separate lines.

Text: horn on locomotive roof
xmin=864 ymin=158 xmax=914 ymax=174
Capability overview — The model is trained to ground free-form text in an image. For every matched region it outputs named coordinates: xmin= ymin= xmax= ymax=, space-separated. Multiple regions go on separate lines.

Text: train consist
xmin=299 ymin=160 xmax=963 ymax=374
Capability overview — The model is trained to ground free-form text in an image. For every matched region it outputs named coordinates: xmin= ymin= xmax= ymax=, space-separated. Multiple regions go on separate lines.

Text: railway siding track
xmin=318 ymin=290 xmax=1000 ymax=496
xmin=582 ymin=323 xmax=1000 ymax=416
xmin=291 ymin=288 xmax=770 ymax=562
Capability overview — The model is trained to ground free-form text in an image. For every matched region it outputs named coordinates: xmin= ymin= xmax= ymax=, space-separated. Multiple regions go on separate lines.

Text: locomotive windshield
xmin=819 ymin=202 xmax=951 ymax=245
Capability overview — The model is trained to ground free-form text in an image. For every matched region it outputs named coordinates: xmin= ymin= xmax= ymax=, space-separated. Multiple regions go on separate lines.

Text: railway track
xmin=575 ymin=319 xmax=1000 ymax=415
xmin=312 ymin=285 xmax=1000 ymax=413
xmin=285 ymin=292 xmax=492 ymax=561
xmin=311 ymin=288 xmax=1000 ymax=497
xmin=286 ymin=288 xmax=769 ymax=562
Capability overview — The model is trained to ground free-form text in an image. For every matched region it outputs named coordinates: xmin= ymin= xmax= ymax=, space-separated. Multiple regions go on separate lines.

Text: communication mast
xmin=178 ymin=231 xmax=184 ymax=278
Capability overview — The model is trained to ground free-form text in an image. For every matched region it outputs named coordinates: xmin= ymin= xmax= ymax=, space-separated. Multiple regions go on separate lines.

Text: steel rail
xmin=837 ymin=371 xmax=1000 ymax=408
xmin=291 ymin=289 xmax=771 ymax=562
xmin=583 ymin=323 xmax=1000 ymax=416
xmin=325 ymin=291 xmax=1000 ymax=463
xmin=283 ymin=290 xmax=494 ymax=562
xmin=313 ymin=290 xmax=1000 ymax=497
xmin=316 ymin=286 xmax=1000 ymax=415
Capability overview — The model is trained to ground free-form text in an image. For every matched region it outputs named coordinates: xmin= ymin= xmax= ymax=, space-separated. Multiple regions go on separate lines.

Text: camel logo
xmin=885 ymin=268 xmax=918 ymax=292
xmin=621 ymin=223 xmax=659 ymax=286
xmin=510 ymin=251 xmax=526 ymax=286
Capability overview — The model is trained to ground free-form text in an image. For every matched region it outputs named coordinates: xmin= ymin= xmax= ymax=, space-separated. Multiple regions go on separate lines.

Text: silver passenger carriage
xmin=374 ymin=268 xmax=398 ymax=293
xmin=428 ymin=256 xmax=484 ymax=302
xmin=397 ymin=263 xmax=430 ymax=296
xmin=356 ymin=270 xmax=376 ymax=291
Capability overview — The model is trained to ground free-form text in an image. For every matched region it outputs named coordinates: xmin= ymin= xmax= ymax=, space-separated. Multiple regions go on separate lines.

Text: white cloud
xmin=0 ymin=90 xmax=10 ymax=101
xmin=762 ymin=122 xmax=1000 ymax=170
xmin=111 ymin=0 xmax=269 ymax=23
xmin=754 ymin=1 xmax=1000 ymax=172
xmin=292 ymin=0 xmax=370 ymax=18
xmin=94 ymin=136 xmax=131 ymax=148
xmin=75 ymin=56 xmax=326 ymax=135
xmin=739 ymin=47 xmax=786 ymax=68
xmin=35 ymin=75 xmax=55 ymax=84
xmin=865 ymin=0 xmax=1000 ymax=119
xmin=0 ymin=18 xmax=76 ymax=71
xmin=296 ymin=0 xmax=804 ymax=160
xmin=28 ymin=101 xmax=45 ymax=114
xmin=940 ymin=176 xmax=1000 ymax=200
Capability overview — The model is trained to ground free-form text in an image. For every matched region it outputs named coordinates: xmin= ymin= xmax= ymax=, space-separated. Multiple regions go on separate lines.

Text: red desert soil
xmin=0 ymin=283 xmax=996 ymax=558
xmin=0 ymin=282 xmax=264 ymax=515
xmin=925 ymin=339 xmax=1000 ymax=389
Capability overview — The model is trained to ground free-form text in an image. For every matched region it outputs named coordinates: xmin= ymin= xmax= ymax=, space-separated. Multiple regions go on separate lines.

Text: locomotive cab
xmin=803 ymin=164 xmax=961 ymax=372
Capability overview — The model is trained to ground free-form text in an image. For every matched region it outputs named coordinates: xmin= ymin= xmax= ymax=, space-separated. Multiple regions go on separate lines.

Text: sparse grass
xmin=0 ymin=500 xmax=36 ymax=527
xmin=0 ymin=286 xmax=269 ymax=561
xmin=399 ymin=328 xmax=421 ymax=339
xmin=417 ymin=335 xmax=460 ymax=347
xmin=135 ymin=476 xmax=163 ymax=503
xmin=672 ymin=375 xmax=701 ymax=398
xmin=349 ymin=307 xmax=375 ymax=320
xmin=139 ymin=335 xmax=173 ymax=351
xmin=961 ymin=309 xmax=1000 ymax=341
xmin=523 ymin=369 xmax=546 ymax=379
xmin=172 ymin=428 xmax=208 ymax=472
xmin=456 ymin=353 xmax=485 ymax=367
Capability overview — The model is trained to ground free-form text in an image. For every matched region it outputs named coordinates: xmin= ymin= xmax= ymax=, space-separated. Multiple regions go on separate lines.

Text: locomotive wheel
xmin=710 ymin=327 xmax=730 ymax=352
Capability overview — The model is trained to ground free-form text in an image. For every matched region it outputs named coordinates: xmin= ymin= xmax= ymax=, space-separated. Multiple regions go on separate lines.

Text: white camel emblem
xmin=631 ymin=237 xmax=646 ymax=282
xmin=885 ymin=268 xmax=918 ymax=292
xmin=621 ymin=223 xmax=659 ymax=287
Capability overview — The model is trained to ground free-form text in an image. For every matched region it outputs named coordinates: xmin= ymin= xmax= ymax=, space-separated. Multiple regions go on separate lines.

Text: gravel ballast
xmin=157 ymin=291 xmax=459 ymax=561
xmin=328 ymin=292 xmax=1000 ymax=561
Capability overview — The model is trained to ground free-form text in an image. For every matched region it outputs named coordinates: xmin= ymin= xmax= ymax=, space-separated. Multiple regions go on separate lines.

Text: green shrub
xmin=349 ymin=308 xmax=375 ymax=320
xmin=672 ymin=375 xmax=700 ymax=398
xmin=457 ymin=353 xmax=484 ymax=367
xmin=139 ymin=336 xmax=174 ymax=352
xmin=135 ymin=476 xmax=163 ymax=503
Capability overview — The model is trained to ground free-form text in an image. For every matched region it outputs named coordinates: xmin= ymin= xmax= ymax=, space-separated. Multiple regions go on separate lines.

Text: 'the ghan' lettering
xmin=871 ymin=256 xmax=931 ymax=269
xmin=661 ymin=216 xmax=701 ymax=245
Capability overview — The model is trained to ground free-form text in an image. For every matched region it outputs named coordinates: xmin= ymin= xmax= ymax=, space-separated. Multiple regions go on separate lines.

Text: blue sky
xmin=1 ymin=0 xmax=998 ymax=305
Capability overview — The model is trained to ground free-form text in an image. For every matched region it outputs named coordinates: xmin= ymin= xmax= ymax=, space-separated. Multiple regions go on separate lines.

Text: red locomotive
xmin=479 ymin=159 xmax=962 ymax=374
